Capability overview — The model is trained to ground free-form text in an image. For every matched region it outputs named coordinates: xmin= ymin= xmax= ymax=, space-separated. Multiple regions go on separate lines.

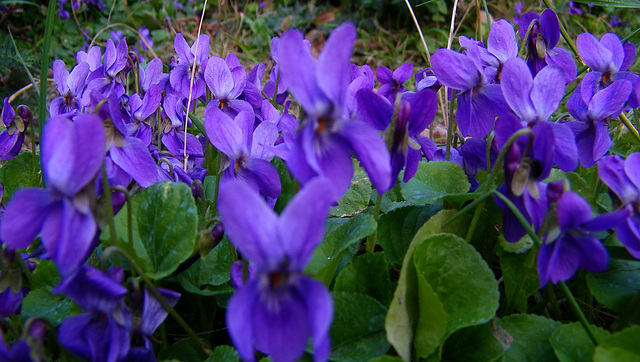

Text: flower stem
xmin=559 ymin=281 xmax=599 ymax=345
xmin=365 ymin=194 xmax=383 ymax=253
xmin=101 ymin=246 xmax=212 ymax=355
xmin=619 ymin=113 xmax=640 ymax=143
xmin=101 ymin=167 xmax=118 ymax=249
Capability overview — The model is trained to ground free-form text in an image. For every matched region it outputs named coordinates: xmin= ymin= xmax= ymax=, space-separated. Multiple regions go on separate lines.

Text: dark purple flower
xmin=538 ymin=190 xmax=628 ymax=286
xmin=169 ymin=33 xmax=209 ymax=99
xmin=83 ymin=38 xmax=129 ymax=104
xmin=278 ymin=23 xmax=392 ymax=199
xmin=55 ymin=266 xmax=130 ymax=362
xmin=50 ymin=60 xmax=90 ymax=117
xmin=376 ymin=63 xmax=413 ymax=102
xmin=598 ymin=153 xmax=640 ymax=258
xmin=219 ymin=178 xmax=334 ymax=362
xmin=0 ymin=113 xmax=106 ymax=275
xmin=0 ymin=98 xmax=28 ymax=161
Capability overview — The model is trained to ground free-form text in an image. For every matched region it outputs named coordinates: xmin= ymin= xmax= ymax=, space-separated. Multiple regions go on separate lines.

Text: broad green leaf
xmin=331 ymin=161 xmax=372 ymax=217
xmin=158 ymin=338 xmax=209 ymax=361
xmin=442 ymin=192 xmax=481 ymax=209
xmin=0 ymin=151 xmax=39 ymax=203
xmin=441 ymin=322 xmax=510 ymax=362
xmin=100 ymin=197 xmax=150 ymax=272
xmin=30 ymin=260 xmax=61 ymax=290
xmin=132 ymin=181 xmax=198 ymax=279
xmin=496 ymin=314 xmax=560 ymax=362
xmin=497 ymin=245 xmax=539 ymax=313
xmin=572 ymin=0 xmax=640 ymax=7
xmin=21 ymin=289 xmax=74 ymax=327
xmin=594 ymin=325 xmax=640 ymax=361
xmin=550 ymin=323 xmax=610 ymax=362
xmin=306 ymin=213 xmax=377 ymax=285
xmin=273 ymin=157 xmax=296 ymax=214
xmin=377 ymin=204 xmax=441 ymax=267
xmin=368 ymin=356 xmax=403 ymax=362
xmin=177 ymin=240 xmax=236 ymax=296
xmin=400 ymin=161 xmax=470 ymax=204
xmin=204 ymin=345 xmax=239 ymax=362
xmin=334 ymin=252 xmax=394 ymax=306
xmin=385 ymin=210 xmax=468 ymax=361
xmin=413 ymin=267 xmax=447 ymax=358
xmin=587 ymin=259 xmax=640 ymax=313
xmin=413 ymin=233 xmax=499 ymax=336
xmin=330 ymin=292 xmax=390 ymax=361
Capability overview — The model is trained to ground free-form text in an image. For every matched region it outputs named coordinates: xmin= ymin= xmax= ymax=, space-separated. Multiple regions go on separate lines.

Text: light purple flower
xmin=219 ymin=178 xmax=334 ymax=362
xmin=50 ymin=59 xmax=90 ymax=117
xmin=169 ymin=33 xmax=209 ymax=99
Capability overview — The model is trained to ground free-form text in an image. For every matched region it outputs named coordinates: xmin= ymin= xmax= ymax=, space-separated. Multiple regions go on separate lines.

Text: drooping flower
xmin=597 ymin=153 xmax=640 ymax=259
xmin=537 ymin=188 xmax=629 ymax=287
xmin=278 ymin=23 xmax=391 ymax=199
xmin=0 ymin=113 xmax=106 ymax=275
xmin=0 ymin=98 xmax=29 ymax=161
xmin=219 ymin=178 xmax=334 ymax=362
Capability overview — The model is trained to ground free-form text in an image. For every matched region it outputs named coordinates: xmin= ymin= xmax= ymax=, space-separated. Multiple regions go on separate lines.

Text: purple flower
xmin=567 ymin=1 xmax=583 ymax=15
xmin=0 ymin=98 xmax=29 ymax=161
xmin=219 ymin=178 xmax=334 ymax=362
xmin=376 ymin=63 xmax=413 ymax=102
xmin=538 ymin=190 xmax=628 ymax=287
xmin=169 ymin=33 xmax=209 ymax=99
xmin=597 ymin=153 xmax=640 ymax=259
xmin=278 ymin=23 xmax=392 ymax=199
xmin=576 ymin=32 xmax=638 ymax=107
xmin=138 ymin=24 xmax=153 ymax=51
xmin=519 ymin=9 xmax=577 ymax=82
xmin=204 ymin=54 xmax=252 ymax=116
xmin=0 ymin=113 xmax=106 ymax=275
xmin=83 ymin=38 xmax=129 ymax=104
xmin=50 ymin=60 xmax=90 ymax=117
xmin=55 ymin=266 xmax=131 ymax=362
xmin=205 ymin=106 xmax=281 ymax=200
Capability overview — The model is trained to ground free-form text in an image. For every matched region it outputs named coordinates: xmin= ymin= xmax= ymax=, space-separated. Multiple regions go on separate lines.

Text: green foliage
xmin=0 ymin=152 xmax=39 ymax=203
xmin=334 ymin=252 xmax=394 ymax=306
xmin=496 ymin=314 xmax=560 ymax=362
xmin=550 ymin=323 xmax=610 ymax=362
xmin=400 ymin=161 xmax=471 ymax=205
xmin=441 ymin=322 xmax=509 ymax=361
xmin=572 ymin=0 xmax=640 ymax=8
xmin=594 ymin=325 xmax=640 ymax=361
xmin=587 ymin=258 xmax=640 ymax=313
xmin=331 ymin=161 xmax=372 ymax=217
xmin=177 ymin=239 xmax=235 ymax=296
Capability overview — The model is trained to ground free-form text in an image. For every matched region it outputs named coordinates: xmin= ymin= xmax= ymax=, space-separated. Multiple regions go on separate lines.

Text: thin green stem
xmin=445 ymin=90 xmax=457 ymax=161
xmin=559 ymin=281 xmax=599 ymax=345
xmin=365 ymin=195 xmax=383 ymax=253
xmin=619 ymin=113 xmax=640 ymax=143
xmin=101 ymin=246 xmax=212 ymax=355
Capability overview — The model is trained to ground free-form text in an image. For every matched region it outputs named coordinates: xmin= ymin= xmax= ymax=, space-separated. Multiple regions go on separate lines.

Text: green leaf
xmin=333 ymin=253 xmax=394 ymax=306
xmin=204 ymin=345 xmax=239 ymax=362
xmin=0 ymin=152 xmax=39 ymax=203
xmin=587 ymin=259 xmax=640 ymax=313
xmin=306 ymin=213 xmax=377 ymax=285
xmin=497 ymin=245 xmax=539 ymax=313
xmin=21 ymin=289 xmax=74 ymax=327
xmin=368 ymin=356 xmax=403 ymax=362
xmin=177 ymin=239 xmax=236 ymax=296
xmin=129 ymin=181 xmax=197 ymax=279
xmin=572 ymin=0 xmax=640 ymax=7
xmin=30 ymin=260 xmax=61 ymax=290
xmin=496 ymin=314 xmax=560 ymax=362
xmin=158 ymin=338 xmax=209 ymax=361
xmin=330 ymin=292 xmax=390 ymax=361
xmin=377 ymin=204 xmax=441 ymax=267
xmin=441 ymin=322 xmax=510 ymax=362
xmin=594 ymin=325 xmax=640 ymax=361
xmin=545 ymin=170 xmax=591 ymax=201
xmin=413 ymin=233 xmax=499 ymax=336
xmin=385 ymin=210 xmax=469 ymax=361
xmin=550 ymin=323 xmax=610 ymax=362
xmin=331 ymin=162 xmax=372 ymax=217
xmin=273 ymin=157 xmax=296 ymax=214
xmin=413 ymin=267 xmax=447 ymax=358
xmin=400 ymin=161 xmax=470 ymax=205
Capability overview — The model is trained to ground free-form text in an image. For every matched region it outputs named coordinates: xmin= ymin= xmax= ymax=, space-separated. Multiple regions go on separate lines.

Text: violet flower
xmin=597 ymin=153 xmax=640 ymax=258
xmin=278 ymin=23 xmax=392 ymax=199
xmin=170 ymin=33 xmax=209 ymax=99
xmin=566 ymin=79 xmax=632 ymax=167
xmin=50 ymin=60 xmax=90 ymax=117
xmin=83 ymin=38 xmax=129 ymax=104
xmin=538 ymin=189 xmax=629 ymax=287
xmin=0 ymin=98 xmax=29 ymax=161
xmin=263 ymin=37 xmax=290 ymax=105
xmin=519 ymin=9 xmax=577 ymax=82
xmin=0 ymin=113 xmax=106 ymax=275
xmin=55 ymin=266 xmax=131 ymax=362
xmin=376 ymin=63 xmax=413 ymax=102
xmin=204 ymin=54 xmax=253 ymax=116
xmin=219 ymin=178 xmax=334 ymax=362
xmin=576 ymin=32 xmax=638 ymax=107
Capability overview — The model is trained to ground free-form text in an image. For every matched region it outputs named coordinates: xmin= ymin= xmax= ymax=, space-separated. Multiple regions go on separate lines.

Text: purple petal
xmin=501 ymin=57 xmax=535 ymax=122
xmin=403 ymin=146 xmax=422 ymax=182
xmin=110 ymin=137 xmax=164 ymax=188
xmin=567 ymin=85 xmax=589 ymax=122
xmin=616 ymin=214 xmax=640 ymax=258
xmin=407 ymin=88 xmax=438 ymax=136
xmin=576 ymin=33 xmax=612 ymax=73
xmin=355 ymin=88 xmax=392 ymax=131
xmin=431 ymin=49 xmax=480 ymax=90
xmin=53 ymin=60 xmax=70 ymax=95
xmin=588 ymin=80 xmax=632 ymax=121
xmin=600 ymin=33 xmax=624 ymax=71
xmin=204 ymin=103 xmax=244 ymax=158
xmin=539 ymin=9 xmax=560 ymax=48
xmin=625 ymin=153 xmax=640 ymax=190
xmin=549 ymin=122 xmax=578 ymax=172
xmin=582 ymin=207 xmax=631 ymax=232
xmin=531 ymin=65 xmax=565 ymax=121
xmin=241 ymin=158 xmax=281 ymax=199
xmin=392 ymin=63 xmax=414 ymax=84
xmin=134 ymin=85 xmax=161 ymax=121
xmin=317 ymin=23 xmax=355 ymax=111
xmin=250 ymin=121 xmax=278 ymax=160
xmin=340 ymin=120 xmax=392 ymax=192
xmin=598 ymin=155 xmax=639 ymax=204
xmin=193 ymin=34 xmax=210 ymax=65
xmin=621 ymin=41 xmax=636 ymax=71
xmin=139 ymin=287 xmax=180 ymax=336
xmin=518 ymin=12 xmax=540 ymax=41
xmin=376 ymin=66 xmax=393 ymax=84
xmin=277 ymin=178 xmax=333 ymax=268
xmin=68 ymin=62 xmax=90 ymax=98
xmin=0 ymin=188 xmax=58 ymax=249
xmin=205 ymin=56 xmax=234 ymax=99
xmin=458 ymin=89 xmax=496 ymax=138
xmin=581 ymin=71 xmax=602 ymax=105
xmin=229 ymin=65 xmax=247 ymax=100
xmin=226 ymin=278 xmax=258 ymax=361
xmin=174 ymin=33 xmax=193 ymax=64
xmin=546 ymin=48 xmax=578 ymax=83
xmin=218 ymin=180 xmax=280 ymax=269
xmin=298 ymin=276 xmax=333 ymax=361
xmin=556 ymin=191 xmax=591 ymax=231
xmin=487 ymin=19 xmax=517 ymax=63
